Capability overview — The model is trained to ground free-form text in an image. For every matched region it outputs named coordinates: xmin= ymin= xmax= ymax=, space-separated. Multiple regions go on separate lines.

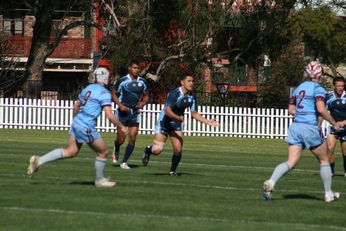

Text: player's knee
xmin=98 ymin=149 xmax=108 ymax=158
xmin=64 ymin=148 xmax=79 ymax=158
xmin=152 ymin=141 xmax=164 ymax=155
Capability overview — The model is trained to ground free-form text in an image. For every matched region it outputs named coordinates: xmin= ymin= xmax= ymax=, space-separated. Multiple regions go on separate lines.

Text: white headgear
xmin=304 ymin=61 xmax=322 ymax=79
xmin=93 ymin=67 xmax=110 ymax=85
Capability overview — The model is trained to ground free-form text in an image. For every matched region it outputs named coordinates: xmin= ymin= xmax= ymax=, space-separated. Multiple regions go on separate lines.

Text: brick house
xmin=0 ymin=1 xmax=99 ymax=99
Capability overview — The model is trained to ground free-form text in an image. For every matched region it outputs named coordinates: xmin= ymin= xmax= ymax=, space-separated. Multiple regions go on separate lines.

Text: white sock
xmin=320 ymin=164 xmax=332 ymax=192
xmin=39 ymin=148 xmax=64 ymax=166
xmin=270 ymin=162 xmax=291 ymax=185
xmin=95 ymin=157 xmax=107 ymax=181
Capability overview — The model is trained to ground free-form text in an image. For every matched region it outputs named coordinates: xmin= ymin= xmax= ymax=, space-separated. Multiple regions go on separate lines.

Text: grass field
xmin=1 ymin=129 xmax=346 ymax=231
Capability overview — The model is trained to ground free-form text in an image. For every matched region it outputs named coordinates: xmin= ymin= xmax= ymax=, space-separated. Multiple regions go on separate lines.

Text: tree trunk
xmin=23 ymin=0 xmax=54 ymax=98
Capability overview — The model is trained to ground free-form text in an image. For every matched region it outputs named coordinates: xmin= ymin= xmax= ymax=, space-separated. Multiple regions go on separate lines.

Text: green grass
xmin=1 ymin=129 xmax=346 ymax=231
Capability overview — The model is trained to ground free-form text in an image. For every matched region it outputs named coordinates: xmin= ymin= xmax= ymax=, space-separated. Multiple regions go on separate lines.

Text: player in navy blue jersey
xmin=141 ymin=74 xmax=219 ymax=176
xmin=326 ymin=77 xmax=346 ymax=177
xmin=111 ymin=60 xmax=149 ymax=169
xmin=263 ymin=61 xmax=341 ymax=202
xmin=27 ymin=67 xmax=127 ymax=187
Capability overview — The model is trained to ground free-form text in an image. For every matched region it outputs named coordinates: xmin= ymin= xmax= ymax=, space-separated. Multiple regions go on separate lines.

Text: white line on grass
xmin=2 ymin=206 xmax=346 ymax=230
xmin=2 ymin=206 xmax=227 ymax=223
xmin=127 ymin=180 xmax=326 ymax=195
xmin=65 ymin=157 xmax=320 ymax=174
xmin=0 ymin=172 xmax=326 ymax=195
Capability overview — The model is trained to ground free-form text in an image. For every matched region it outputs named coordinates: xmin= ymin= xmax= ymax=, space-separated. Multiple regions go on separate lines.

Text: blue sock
xmin=122 ymin=144 xmax=135 ymax=163
xmin=330 ymin=162 xmax=335 ymax=175
xmin=39 ymin=148 xmax=64 ymax=166
xmin=170 ymin=154 xmax=181 ymax=172
xmin=320 ymin=164 xmax=332 ymax=192
xmin=269 ymin=162 xmax=291 ymax=184
xmin=145 ymin=146 xmax=152 ymax=156
xmin=95 ymin=157 xmax=107 ymax=181
xmin=116 ymin=143 xmax=121 ymax=153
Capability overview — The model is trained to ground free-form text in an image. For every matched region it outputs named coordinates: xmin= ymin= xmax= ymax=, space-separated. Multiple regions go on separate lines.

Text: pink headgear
xmin=304 ymin=61 xmax=322 ymax=79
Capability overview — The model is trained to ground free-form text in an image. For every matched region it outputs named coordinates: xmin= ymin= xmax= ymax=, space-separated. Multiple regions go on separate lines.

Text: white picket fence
xmin=0 ymin=98 xmax=330 ymax=139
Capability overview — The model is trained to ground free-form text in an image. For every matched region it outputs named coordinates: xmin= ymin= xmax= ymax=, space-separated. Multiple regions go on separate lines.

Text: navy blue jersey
xmin=326 ymin=91 xmax=346 ymax=122
xmin=114 ymin=74 xmax=148 ymax=109
xmin=159 ymin=87 xmax=197 ymax=122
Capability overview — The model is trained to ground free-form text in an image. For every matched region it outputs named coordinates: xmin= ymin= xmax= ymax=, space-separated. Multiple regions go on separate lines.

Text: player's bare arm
xmin=111 ymin=88 xmax=129 ymax=112
xmin=136 ymin=91 xmax=150 ymax=109
xmin=73 ymin=100 xmax=82 ymax=117
xmin=165 ymin=107 xmax=184 ymax=122
xmin=191 ymin=111 xmax=219 ymax=127
xmin=316 ymin=100 xmax=340 ymax=131
xmin=103 ymin=106 xmax=128 ymax=133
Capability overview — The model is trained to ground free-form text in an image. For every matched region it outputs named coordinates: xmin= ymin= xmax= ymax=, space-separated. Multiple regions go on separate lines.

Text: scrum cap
xmin=304 ymin=61 xmax=322 ymax=79
xmin=93 ymin=67 xmax=109 ymax=85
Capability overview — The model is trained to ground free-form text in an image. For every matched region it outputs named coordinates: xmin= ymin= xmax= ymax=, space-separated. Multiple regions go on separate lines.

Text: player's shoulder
xmin=137 ymin=76 xmax=148 ymax=85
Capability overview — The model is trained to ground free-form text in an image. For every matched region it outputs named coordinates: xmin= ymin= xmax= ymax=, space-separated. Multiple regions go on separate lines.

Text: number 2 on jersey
xmin=297 ymin=90 xmax=305 ymax=108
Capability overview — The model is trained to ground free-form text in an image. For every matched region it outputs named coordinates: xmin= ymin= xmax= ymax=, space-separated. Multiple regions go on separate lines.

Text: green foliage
xmin=290 ymin=6 xmax=346 ymax=65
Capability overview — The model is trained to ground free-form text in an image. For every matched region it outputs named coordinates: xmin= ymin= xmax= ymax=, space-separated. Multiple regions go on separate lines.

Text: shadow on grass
xmin=111 ymin=164 xmax=140 ymax=169
xmin=147 ymin=172 xmax=202 ymax=176
xmin=69 ymin=181 xmax=94 ymax=186
xmin=282 ymin=194 xmax=321 ymax=201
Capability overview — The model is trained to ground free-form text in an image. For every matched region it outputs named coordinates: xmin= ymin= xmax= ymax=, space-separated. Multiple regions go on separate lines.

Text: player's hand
xmin=334 ymin=122 xmax=342 ymax=132
xmin=178 ymin=115 xmax=184 ymax=122
xmin=119 ymin=125 xmax=128 ymax=135
xmin=136 ymin=102 xmax=145 ymax=109
xmin=119 ymin=104 xmax=129 ymax=112
xmin=208 ymin=119 xmax=219 ymax=127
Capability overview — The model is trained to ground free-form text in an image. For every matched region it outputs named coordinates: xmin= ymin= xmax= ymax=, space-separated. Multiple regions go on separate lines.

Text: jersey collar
xmin=179 ymin=87 xmax=190 ymax=96
xmin=333 ymin=90 xmax=346 ymax=98
xmin=127 ymin=74 xmax=139 ymax=81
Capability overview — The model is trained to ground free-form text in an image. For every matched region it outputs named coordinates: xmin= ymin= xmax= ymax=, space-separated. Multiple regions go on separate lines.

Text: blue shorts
xmin=285 ymin=122 xmax=324 ymax=149
xmin=328 ymin=125 xmax=346 ymax=143
xmin=115 ymin=108 xmax=140 ymax=127
xmin=155 ymin=119 xmax=182 ymax=136
xmin=69 ymin=118 xmax=100 ymax=143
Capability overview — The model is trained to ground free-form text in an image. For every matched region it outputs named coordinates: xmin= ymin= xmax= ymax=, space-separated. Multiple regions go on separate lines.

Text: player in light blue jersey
xmin=27 ymin=68 xmax=127 ymax=188
xmin=325 ymin=77 xmax=346 ymax=176
xmin=111 ymin=60 xmax=149 ymax=169
xmin=141 ymin=74 xmax=219 ymax=176
xmin=263 ymin=61 xmax=341 ymax=202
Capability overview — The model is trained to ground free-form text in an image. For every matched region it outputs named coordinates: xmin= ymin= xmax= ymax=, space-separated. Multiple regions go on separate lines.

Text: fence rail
xmin=0 ymin=98 xmax=330 ymax=139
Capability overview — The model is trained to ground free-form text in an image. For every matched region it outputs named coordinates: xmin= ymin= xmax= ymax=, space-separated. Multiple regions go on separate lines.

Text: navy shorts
xmin=328 ymin=125 xmax=346 ymax=143
xmin=155 ymin=119 xmax=182 ymax=136
xmin=115 ymin=108 xmax=140 ymax=127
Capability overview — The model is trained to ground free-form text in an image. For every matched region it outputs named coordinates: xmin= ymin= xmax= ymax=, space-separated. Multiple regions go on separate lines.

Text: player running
xmin=141 ymin=73 xmax=219 ymax=176
xmin=111 ymin=60 xmax=149 ymax=169
xmin=262 ymin=61 xmax=341 ymax=202
xmin=325 ymin=76 xmax=346 ymax=177
xmin=27 ymin=67 xmax=127 ymax=188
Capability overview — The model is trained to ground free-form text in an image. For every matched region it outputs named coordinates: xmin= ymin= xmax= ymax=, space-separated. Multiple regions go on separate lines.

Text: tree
xmin=102 ymin=0 xmax=224 ymax=91
xmin=289 ymin=5 xmax=346 ymax=78
xmin=0 ymin=32 xmax=24 ymax=97
xmin=22 ymin=0 xmax=99 ymax=98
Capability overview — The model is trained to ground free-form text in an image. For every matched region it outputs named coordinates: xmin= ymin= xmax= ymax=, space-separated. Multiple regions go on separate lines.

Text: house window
xmin=3 ymin=19 xmax=23 ymax=35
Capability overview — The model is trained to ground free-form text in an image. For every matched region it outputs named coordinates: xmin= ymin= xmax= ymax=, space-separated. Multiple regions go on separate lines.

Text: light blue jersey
xmin=69 ymin=83 xmax=112 ymax=143
xmin=285 ymin=81 xmax=326 ymax=149
xmin=155 ymin=87 xmax=197 ymax=135
xmin=114 ymin=74 xmax=148 ymax=109
xmin=291 ymin=81 xmax=326 ymax=126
